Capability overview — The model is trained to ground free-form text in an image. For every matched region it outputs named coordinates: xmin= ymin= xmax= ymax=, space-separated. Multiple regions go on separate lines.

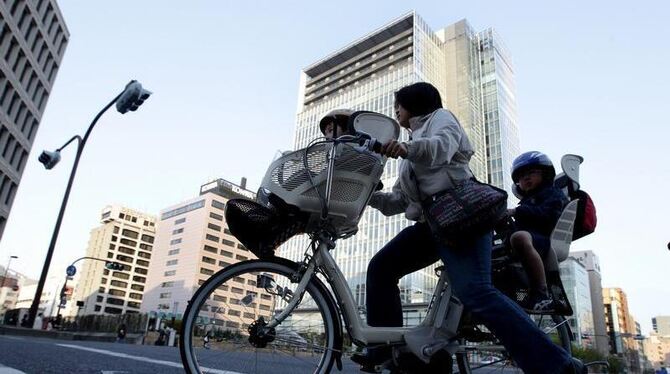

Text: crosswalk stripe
xmin=56 ymin=344 xmax=243 ymax=374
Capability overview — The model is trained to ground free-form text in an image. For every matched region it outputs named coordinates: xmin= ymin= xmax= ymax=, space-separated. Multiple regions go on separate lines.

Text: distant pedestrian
xmin=116 ymin=323 xmax=127 ymax=343
xmin=32 ymin=313 xmax=43 ymax=330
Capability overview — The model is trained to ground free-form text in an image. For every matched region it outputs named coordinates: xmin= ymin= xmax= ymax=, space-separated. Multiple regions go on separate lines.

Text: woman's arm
xmin=368 ymin=178 xmax=408 ymax=216
xmin=405 ymin=110 xmax=463 ymax=167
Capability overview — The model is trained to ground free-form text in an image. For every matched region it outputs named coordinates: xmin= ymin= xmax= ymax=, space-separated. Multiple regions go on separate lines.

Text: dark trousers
xmin=365 ymin=221 xmax=572 ymax=373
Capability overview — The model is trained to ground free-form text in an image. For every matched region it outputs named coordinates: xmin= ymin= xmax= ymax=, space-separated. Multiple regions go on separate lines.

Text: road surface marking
xmin=0 ymin=364 xmax=26 ymax=374
xmin=56 ymin=344 xmax=243 ymax=374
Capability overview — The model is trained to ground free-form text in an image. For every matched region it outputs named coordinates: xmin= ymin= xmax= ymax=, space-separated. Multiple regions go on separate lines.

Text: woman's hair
xmin=394 ymin=82 xmax=443 ymax=117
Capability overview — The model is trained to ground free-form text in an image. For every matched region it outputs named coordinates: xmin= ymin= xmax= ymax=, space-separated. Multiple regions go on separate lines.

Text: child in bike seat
xmin=508 ymin=151 xmax=568 ymax=313
xmin=319 ymin=108 xmax=354 ymax=139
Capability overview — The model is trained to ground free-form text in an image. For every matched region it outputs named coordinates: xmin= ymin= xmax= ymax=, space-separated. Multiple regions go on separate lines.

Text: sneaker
xmin=523 ymin=293 xmax=556 ymax=314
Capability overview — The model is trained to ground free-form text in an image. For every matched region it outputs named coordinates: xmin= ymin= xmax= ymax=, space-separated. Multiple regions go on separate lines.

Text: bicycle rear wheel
xmin=455 ymin=314 xmax=572 ymax=373
xmin=179 ymin=259 xmax=339 ymax=374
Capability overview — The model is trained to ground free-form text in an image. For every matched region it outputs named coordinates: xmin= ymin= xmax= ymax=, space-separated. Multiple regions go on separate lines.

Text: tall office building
xmin=572 ymin=250 xmax=609 ymax=356
xmin=68 ymin=205 xmax=156 ymax=316
xmin=559 ymin=256 xmax=594 ymax=348
xmin=604 ymin=287 xmax=642 ymax=371
xmin=653 ymin=316 xmax=670 ymax=337
xmin=478 ymin=28 xmax=520 ymax=193
xmin=281 ymin=12 xmax=519 ymax=322
xmin=141 ymin=178 xmax=274 ymax=329
xmin=0 ymin=0 xmax=69 ymax=240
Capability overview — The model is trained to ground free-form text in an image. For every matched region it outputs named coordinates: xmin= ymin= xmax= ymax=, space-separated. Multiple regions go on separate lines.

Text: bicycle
xmin=179 ymin=111 xmax=590 ymax=373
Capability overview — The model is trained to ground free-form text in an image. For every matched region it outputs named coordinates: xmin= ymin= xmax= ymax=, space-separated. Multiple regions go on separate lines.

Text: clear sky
xmin=1 ymin=0 xmax=667 ymax=334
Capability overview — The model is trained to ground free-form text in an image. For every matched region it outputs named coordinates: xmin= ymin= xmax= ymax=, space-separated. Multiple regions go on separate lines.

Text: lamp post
xmin=28 ymin=80 xmax=152 ymax=327
xmin=1 ymin=255 xmax=18 ymax=287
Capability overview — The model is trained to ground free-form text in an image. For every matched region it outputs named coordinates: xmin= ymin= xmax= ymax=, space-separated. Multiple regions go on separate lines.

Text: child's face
xmin=517 ymin=168 xmax=544 ymax=192
xmin=323 ymin=122 xmax=347 ymax=139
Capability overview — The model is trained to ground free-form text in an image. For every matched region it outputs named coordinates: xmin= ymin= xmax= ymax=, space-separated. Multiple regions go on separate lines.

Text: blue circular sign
xmin=66 ymin=265 xmax=77 ymax=277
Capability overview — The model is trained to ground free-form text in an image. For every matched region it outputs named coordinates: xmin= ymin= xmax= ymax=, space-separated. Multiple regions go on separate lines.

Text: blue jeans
xmin=366 ymin=222 xmax=572 ymax=373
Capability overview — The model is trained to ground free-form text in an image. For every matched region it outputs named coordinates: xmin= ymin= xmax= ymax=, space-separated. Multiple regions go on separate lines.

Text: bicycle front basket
xmin=224 ymin=199 xmax=307 ymax=259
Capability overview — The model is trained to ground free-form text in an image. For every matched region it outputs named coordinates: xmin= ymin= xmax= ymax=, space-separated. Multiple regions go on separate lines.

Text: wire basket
xmin=260 ymin=142 xmax=385 ymax=237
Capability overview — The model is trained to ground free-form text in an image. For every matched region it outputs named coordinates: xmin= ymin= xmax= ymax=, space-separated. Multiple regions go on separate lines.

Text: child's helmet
xmin=511 ymin=151 xmax=556 ymax=183
xmin=319 ymin=108 xmax=354 ymax=135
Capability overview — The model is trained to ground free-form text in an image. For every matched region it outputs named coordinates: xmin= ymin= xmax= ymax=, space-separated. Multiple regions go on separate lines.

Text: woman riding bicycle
xmin=359 ymin=82 xmax=584 ymax=373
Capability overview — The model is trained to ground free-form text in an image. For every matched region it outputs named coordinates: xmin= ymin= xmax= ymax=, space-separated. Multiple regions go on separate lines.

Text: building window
xmin=164 ymin=270 xmax=176 ymax=276
xmin=203 ymin=245 xmax=217 ymax=254
xmin=134 ymin=267 xmax=148 ymax=275
xmin=133 ymin=276 xmax=146 ymax=283
xmin=112 ymin=272 xmax=129 ymax=280
xmin=209 ymin=212 xmax=223 ymax=221
xmin=206 ymin=234 xmax=219 ymax=242
xmin=116 ymin=254 xmax=133 ymax=263
xmin=222 ymin=239 xmax=235 ymax=247
xmin=200 ymin=268 xmax=214 ymax=276
xmin=237 ymin=244 xmax=247 ymax=251
xmin=170 ymin=238 xmax=182 ymax=245
xmin=166 ymin=259 xmax=178 ymax=266
xmin=207 ymin=223 xmax=221 ymax=232
xmin=127 ymin=302 xmax=140 ymax=309
xmin=113 ymin=226 xmax=120 ymax=234
xmin=221 ymin=250 xmax=233 ymax=258
xmin=224 ymin=228 xmax=232 ymax=235
xmin=122 ymin=229 xmax=139 ymax=239
xmin=137 ymin=251 xmax=151 ymax=259
xmin=219 ymin=260 xmax=231 ymax=267
xmin=141 ymin=234 xmax=154 ymax=244
xmin=129 ymin=293 xmax=143 ymax=300
xmin=161 ymin=282 xmax=174 ymax=288
xmin=136 ymin=259 xmax=149 ymax=267
xmin=104 ymin=306 xmax=123 ymax=314
xmin=118 ymin=246 xmax=135 ymax=255
xmin=108 ymin=289 xmax=126 ymax=297
xmin=131 ymin=284 xmax=144 ymax=291
xmin=172 ymin=228 xmax=184 ymax=235
xmin=168 ymin=248 xmax=180 ymax=256
xmin=94 ymin=305 xmax=101 ymax=312
xmin=110 ymin=280 xmax=127 ymax=288
xmin=120 ymin=238 xmax=137 ymax=247
xmin=235 ymin=255 xmax=248 ymax=261
xmin=228 ymin=309 xmax=241 ymax=317
xmin=202 ymin=256 xmax=216 ymax=265
xmin=174 ymin=217 xmax=186 ymax=225
xmin=159 ymin=292 xmax=171 ymax=299
xmin=139 ymin=243 xmax=152 ymax=251
xmin=106 ymin=298 xmax=124 ymax=306
xmin=211 ymin=200 xmax=225 ymax=210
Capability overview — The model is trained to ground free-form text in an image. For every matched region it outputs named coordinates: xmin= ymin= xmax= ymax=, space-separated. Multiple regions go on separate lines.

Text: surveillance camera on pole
xmin=38 ymin=150 xmax=61 ymax=170
xmin=116 ymin=80 xmax=152 ymax=114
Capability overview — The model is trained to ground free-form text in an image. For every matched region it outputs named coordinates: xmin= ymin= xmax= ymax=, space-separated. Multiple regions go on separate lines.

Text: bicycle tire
xmin=179 ymin=259 xmax=340 ymax=374
xmin=455 ymin=314 xmax=572 ymax=373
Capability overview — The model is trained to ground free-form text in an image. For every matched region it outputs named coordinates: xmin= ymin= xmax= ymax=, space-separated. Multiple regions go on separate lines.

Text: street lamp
xmin=28 ymin=80 xmax=152 ymax=327
xmin=2 ymin=255 xmax=18 ymax=287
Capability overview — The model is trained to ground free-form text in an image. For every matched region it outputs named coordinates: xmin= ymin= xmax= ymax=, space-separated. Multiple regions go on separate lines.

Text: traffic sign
xmin=66 ymin=265 xmax=77 ymax=277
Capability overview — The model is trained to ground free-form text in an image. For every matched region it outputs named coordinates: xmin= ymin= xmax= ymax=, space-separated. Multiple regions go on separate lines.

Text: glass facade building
xmin=479 ymin=28 xmax=520 ymax=197
xmin=559 ymin=256 xmax=594 ymax=348
xmin=281 ymin=13 xmax=519 ymax=324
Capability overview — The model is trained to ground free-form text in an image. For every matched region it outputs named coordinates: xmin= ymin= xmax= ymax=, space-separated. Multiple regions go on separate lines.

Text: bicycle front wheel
xmin=179 ymin=259 xmax=338 ymax=374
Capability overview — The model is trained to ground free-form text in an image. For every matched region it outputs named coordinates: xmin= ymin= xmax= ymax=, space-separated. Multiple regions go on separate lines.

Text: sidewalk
xmin=0 ymin=325 xmax=144 ymax=344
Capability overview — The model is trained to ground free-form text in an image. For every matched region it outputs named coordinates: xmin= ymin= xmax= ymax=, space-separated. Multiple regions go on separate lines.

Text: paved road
xmin=0 ymin=335 xmax=520 ymax=373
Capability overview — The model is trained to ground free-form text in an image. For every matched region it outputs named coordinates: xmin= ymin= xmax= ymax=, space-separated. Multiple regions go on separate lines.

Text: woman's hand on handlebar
xmin=379 ymin=140 xmax=408 ymax=159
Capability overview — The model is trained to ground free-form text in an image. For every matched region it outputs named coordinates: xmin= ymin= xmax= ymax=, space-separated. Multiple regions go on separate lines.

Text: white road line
xmin=56 ymin=344 xmax=244 ymax=374
xmin=0 ymin=364 xmax=26 ymax=374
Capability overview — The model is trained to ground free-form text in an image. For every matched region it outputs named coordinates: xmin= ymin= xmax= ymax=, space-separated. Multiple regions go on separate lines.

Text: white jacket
xmin=369 ymin=108 xmax=474 ymax=221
